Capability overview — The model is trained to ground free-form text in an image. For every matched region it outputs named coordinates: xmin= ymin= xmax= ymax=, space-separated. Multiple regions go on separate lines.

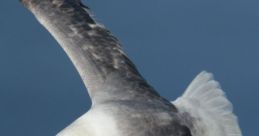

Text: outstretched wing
xmin=20 ymin=0 xmax=163 ymax=104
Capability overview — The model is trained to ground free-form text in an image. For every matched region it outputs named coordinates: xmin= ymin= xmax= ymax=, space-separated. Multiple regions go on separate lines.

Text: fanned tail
xmin=173 ymin=71 xmax=242 ymax=136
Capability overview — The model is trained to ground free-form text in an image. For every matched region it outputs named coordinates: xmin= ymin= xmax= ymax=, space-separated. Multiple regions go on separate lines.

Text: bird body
xmin=57 ymin=98 xmax=192 ymax=136
xmin=20 ymin=0 xmax=242 ymax=136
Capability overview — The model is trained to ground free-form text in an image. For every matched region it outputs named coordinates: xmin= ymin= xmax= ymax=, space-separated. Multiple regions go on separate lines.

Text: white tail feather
xmin=173 ymin=71 xmax=242 ymax=136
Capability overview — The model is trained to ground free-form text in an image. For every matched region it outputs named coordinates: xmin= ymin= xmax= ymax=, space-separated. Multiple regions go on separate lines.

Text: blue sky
xmin=0 ymin=0 xmax=258 ymax=135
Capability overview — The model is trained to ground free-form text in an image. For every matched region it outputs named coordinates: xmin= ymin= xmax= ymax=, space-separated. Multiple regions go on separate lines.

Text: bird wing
xmin=21 ymin=0 xmax=163 ymax=104
xmin=173 ymin=71 xmax=242 ymax=136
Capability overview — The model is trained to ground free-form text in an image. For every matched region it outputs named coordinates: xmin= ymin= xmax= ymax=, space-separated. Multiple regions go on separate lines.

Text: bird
xmin=20 ymin=0 xmax=242 ymax=136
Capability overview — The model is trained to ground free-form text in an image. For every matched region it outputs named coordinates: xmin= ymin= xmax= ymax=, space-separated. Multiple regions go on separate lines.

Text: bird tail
xmin=173 ymin=71 xmax=242 ymax=136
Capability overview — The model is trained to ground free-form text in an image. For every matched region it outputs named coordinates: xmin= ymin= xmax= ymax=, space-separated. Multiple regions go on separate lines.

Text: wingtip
xmin=19 ymin=0 xmax=28 ymax=4
xmin=19 ymin=0 xmax=30 ymax=8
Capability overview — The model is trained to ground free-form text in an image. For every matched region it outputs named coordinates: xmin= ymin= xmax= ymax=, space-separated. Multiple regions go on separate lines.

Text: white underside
xmin=57 ymin=71 xmax=242 ymax=136
xmin=56 ymin=106 xmax=120 ymax=136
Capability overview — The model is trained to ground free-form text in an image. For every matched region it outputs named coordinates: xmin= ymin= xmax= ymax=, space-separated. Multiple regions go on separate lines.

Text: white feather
xmin=56 ymin=106 xmax=120 ymax=136
xmin=173 ymin=71 xmax=242 ymax=136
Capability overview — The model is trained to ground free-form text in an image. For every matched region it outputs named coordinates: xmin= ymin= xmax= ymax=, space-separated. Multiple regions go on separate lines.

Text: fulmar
xmin=20 ymin=0 xmax=242 ymax=136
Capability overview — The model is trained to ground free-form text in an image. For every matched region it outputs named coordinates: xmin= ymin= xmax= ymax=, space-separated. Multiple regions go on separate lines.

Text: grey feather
xmin=21 ymin=0 xmax=172 ymax=106
xmin=20 ymin=1 xmax=241 ymax=136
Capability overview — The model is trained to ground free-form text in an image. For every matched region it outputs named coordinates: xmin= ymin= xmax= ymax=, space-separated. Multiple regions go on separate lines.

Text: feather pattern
xmin=20 ymin=0 xmax=168 ymax=105
xmin=20 ymin=1 xmax=242 ymax=136
xmin=173 ymin=71 xmax=242 ymax=136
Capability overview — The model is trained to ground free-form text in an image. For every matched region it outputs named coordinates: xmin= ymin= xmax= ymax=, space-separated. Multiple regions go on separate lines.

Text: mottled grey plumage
xmin=21 ymin=0 xmax=171 ymax=105
xmin=20 ymin=1 xmax=242 ymax=136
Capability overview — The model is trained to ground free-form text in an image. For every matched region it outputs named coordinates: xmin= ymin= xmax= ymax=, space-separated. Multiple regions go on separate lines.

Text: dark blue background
xmin=0 ymin=0 xmax=258 ymax=135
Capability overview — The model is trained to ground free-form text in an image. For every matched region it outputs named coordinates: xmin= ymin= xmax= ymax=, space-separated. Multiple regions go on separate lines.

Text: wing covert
xmin=21 ymin=0 xmax=164 ymax=104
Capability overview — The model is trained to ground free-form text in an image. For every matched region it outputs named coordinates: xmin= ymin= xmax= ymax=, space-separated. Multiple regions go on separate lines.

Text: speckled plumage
xmin=20 ymin=0 xmax=242 ymax=136
xmin=20 ymin=0 xmax=170 ymax=104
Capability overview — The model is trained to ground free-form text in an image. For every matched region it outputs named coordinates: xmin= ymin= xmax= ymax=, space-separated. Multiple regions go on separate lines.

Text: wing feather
xmin=173 ymin=71 xmax=242 ymax=136
xmin=21 ymin=0 xmax=163 ymax=104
